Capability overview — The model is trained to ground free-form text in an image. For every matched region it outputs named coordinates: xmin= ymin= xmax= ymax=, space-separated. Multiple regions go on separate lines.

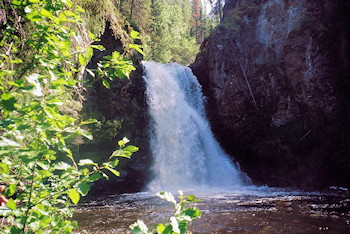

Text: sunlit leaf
xmin=157 ymin=192 xmax=177 ymax=205
xmin=6 ymin=198 xmax=17 ymax=210
xmin=129 ymin=44 xmax=145 ymax=56
xmin=0 ymin=163 xmax=10 ymax=174
xmin=0 ymin=137 xmax=20 ymax=147
xmin=10 ymin=58 xmax=23 ymax=64
xmin=124 ymin=145 xmax=139 ymax=153
xmin=86 ymin=46 xmax=94 ymax=61
xmin=157 ymin=223 xmax=166 ymax=233
xmin=68 ymin=189 xmax=80 ymax=204
xmin=86 ymin=68 xmax=95 ymax=78
xmin=78 ymin=54 xmax=86 ymax=66
xmin=130 ymin=30 xmax=141 ymax=39
xmin=105 ymin=166 xmax=120 ymax=177
xmin=76 ymin=128 xmax=93 ymax=140
xmin=170 ymin=217 xmax=180 ymax=233
xmin=53 ymin=162 xmax=71 ymax=170
xmin=78 ymin=159 xmax=97 ymax=166
xmin=102 ymin=79 xmax=110 ymax=89
xmin=79 ymin=118 xmax=97 ymax=125
xmin=129 ymin=220 xmax=149 ymax=233
xmin=26 ymin=74 xmax=43 ymax=97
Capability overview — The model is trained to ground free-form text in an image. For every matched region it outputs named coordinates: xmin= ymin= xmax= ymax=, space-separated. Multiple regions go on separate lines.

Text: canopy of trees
xmin=117 ymin=0 xmax=218 ymax=65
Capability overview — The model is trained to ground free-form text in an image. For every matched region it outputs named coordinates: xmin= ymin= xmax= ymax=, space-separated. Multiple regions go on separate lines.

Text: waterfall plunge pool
xmin=73 ymin=188 xmax=349 ymax=233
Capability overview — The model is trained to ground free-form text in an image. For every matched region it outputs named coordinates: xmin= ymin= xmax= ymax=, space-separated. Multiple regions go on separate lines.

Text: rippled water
xmin=73 ymin=188 xmax=349 ymax=233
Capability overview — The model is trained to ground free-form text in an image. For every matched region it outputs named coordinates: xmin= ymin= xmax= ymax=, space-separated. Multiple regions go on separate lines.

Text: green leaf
xmin=10 ymin=58 xmax=23 ymax=64
xmin=78 ymin=159 xmax=97 ymax=166
xmin=111 ymin=149 xmax=132 ymax=158
xmin=129 ymin=44 xmax=145 ymax=56
xmin=7 ymin=184 xmax=17 ymax=197
xmin=90 ymin=45 xmax=105 ymax=51
xmin=78 ymin=182 xmax=90 ymax=196
xmin=78 ymin=54 xmax=86 ymax=66
xmin=183 ymin=207 xmax=202 ymax=219
xmin=157 ymin=223 xmax=166 ymax=233
xmin=68 ymin=189 xmax=80 ymax=204
xmin=179 ymin=220 xmax=188 ymax=234
xmin=85 ymin=46 xmax=94 ymax=61
xmin=110 ymin=159 xmax=119 ymax=167
xmin=0 ymin=163 xmax=10 ymax=174
xmin=6 ymin=198 xmax=17 ymax=210
xmin=1 ymin=93 xmax=16 ymax=111
xmin=105 ymin=166 xmax=120 ymax=177
xmin=38 ymin=170 xmax=51 ymax=178
xmin=76 ymin=128 xmax=93 ymax=140
xmin=124 ymin=145 xmax=139 ymax=153
xmin=39 ymin=216 xmax=51 ymax=227
xmin=102 ymin=79 xmax=110 ymax=89
xmin=10 ymin=227 xmax=21 ymax=234
xmin=12 ymin=0 xmax=22 ymax=6
xmin=88 ymin=173 xmax=102 ymax=182
xmin=40 ymin=8 xmax=53 ymax=18
xmin=186 ymin=195 xmax=199 ymax=202
xmin=130 ymin=30 xmax=141 ymax=39
xmin=1 ymin=92 xmax=13 ymax=100
xmin=79 ymin=118 xmax=97 ymax=125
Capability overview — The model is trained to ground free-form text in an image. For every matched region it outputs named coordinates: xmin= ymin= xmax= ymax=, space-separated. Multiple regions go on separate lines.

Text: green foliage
xmin=88 ymin=118 xmax=123 ymax=144
xmin=0 ymin=0 xmax=138 ymax=233
xmin=129 ymin=191 xmax=202 ymax=234
xmin=118 ymin=0 xmax=200 ymax=65
xmin=147 ymin=0 xmax=199 ymax=64
xmin=97 ymin=51 xmax=136 ymax=88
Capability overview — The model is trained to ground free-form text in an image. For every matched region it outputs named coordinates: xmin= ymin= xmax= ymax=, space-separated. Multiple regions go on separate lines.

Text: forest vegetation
xmin=0 ymin=0 xmax=221 ymax=232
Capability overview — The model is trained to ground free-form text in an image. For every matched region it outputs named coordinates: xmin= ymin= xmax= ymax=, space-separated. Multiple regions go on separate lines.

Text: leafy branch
xmin=130 ymin=191 xmax=202 ymax=234
xmin=0 ymin=0 xmax=140 ymax=233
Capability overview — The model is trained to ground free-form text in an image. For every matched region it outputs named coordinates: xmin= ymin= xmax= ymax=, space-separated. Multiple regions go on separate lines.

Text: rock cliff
xmin=191 ymin=0 xmax=350 ymax=189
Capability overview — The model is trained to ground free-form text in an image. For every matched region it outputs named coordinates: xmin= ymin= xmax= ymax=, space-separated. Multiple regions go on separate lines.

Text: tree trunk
xmin=130 ymin=0 xmax=135 ymax=21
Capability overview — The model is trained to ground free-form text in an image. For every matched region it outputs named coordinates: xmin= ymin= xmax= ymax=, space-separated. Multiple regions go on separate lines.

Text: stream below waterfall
xmin=74 ymin=189 xmax=349 ymax=233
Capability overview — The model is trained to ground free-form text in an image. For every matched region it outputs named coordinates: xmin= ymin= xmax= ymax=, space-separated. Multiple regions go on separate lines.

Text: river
xmin=74 ymin=188 xmax=349 ymax=233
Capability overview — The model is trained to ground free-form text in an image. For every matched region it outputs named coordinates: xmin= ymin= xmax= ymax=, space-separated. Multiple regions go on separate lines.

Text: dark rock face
xmin=82 ymin=23 xmax=151 ymax=195
xmin=191 ymin=0 xmax=350 ymax=189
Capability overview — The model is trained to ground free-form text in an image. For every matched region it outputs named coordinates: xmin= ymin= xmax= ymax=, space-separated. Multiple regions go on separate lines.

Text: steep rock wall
xmin=192 ymin=0 xmax=350 ymax=189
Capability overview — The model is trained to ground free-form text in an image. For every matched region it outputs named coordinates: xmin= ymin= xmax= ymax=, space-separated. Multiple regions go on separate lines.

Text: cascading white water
xmin=142 ymin=61 xmax=249 ymax=191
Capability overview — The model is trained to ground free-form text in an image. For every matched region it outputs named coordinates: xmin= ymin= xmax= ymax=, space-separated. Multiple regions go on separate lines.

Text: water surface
xmin=74 ymin=188 xmax=349 ymax=233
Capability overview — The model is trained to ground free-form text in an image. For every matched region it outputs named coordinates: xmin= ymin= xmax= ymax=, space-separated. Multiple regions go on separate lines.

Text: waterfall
xmin=142 ymin=61 xmax=249 ymax=191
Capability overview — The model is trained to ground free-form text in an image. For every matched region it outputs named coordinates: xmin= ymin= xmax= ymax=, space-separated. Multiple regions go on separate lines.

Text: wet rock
xmin=191 ymin=0 xmax=350 ymax=189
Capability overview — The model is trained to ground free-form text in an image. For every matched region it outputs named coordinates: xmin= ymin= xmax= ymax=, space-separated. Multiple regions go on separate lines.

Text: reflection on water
xmin=74 ymin=188 xmax=350 ymax=233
